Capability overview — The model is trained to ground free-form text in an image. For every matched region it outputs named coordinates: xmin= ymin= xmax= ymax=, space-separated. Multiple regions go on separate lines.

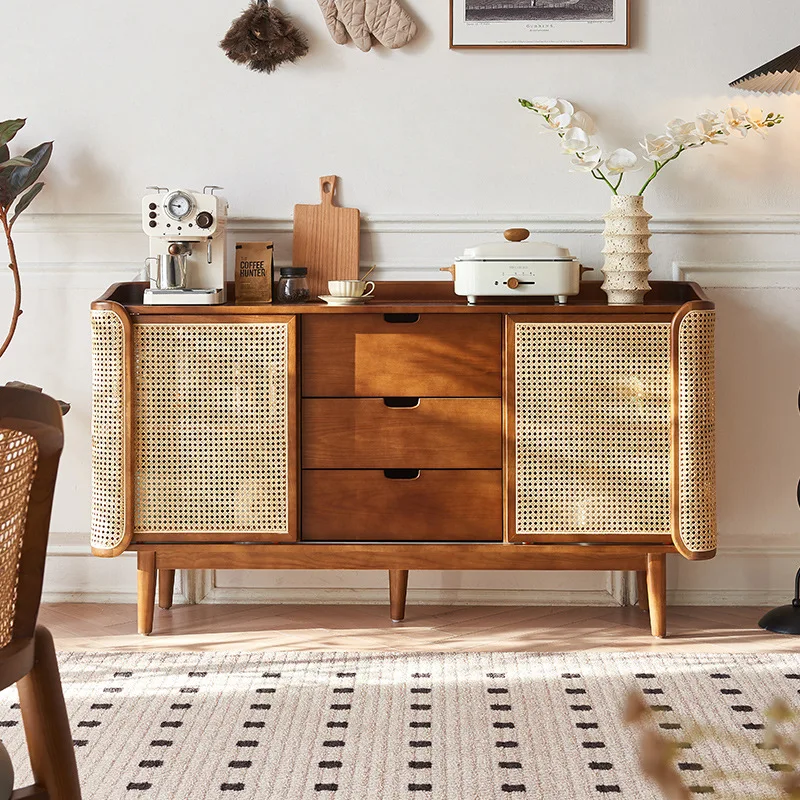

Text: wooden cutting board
xmin=293 ymin=176 xmax=360 ymax=300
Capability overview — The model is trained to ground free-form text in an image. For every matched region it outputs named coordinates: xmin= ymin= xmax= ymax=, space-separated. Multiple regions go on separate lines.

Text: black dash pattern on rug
xmin=487 ymin=671 xmax=526 ymax=794
xmin=313 ymin=669 xmax=357 ymax=793
xmin=220 ymin=670 xmax=281 ymax=793
xmin=408 ymin=671 xmax=433 ymax=793
xmin=564 ymin=671 xmax=620 ymax=795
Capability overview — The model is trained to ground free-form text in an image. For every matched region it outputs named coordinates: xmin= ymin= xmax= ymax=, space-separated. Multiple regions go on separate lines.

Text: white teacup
xmin=328 ymin=279 xmax=375 ymax=298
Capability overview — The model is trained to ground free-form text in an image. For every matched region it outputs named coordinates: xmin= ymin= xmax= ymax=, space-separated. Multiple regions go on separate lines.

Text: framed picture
xmin=450 ymin=0 xmax=630 ymax=49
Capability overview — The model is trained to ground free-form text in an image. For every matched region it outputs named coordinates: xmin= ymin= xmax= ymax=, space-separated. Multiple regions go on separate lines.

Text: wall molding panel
xmin=674 ymin=261 xmax=800 ymax=289
xmin=14 ymin=212 xmax=800 ymax=238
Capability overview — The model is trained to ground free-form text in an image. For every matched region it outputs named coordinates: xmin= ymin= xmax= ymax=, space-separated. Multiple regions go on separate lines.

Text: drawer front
xmin=302 ymin=314 xmax=502 ymax=397
xmin=302 ymin=398 xmax=502 ymax=469
xmin=302 ymin=470 xmax=502 ymax=541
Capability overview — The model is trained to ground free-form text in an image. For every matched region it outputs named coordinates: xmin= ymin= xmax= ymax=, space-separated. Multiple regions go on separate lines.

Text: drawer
xmin=302 ymin=470 xmax=503 ymax=541
xmin=302 ymin=314 xmax=502 ymax=397
xmin=302 ymin=398 xmax=502 ymax=469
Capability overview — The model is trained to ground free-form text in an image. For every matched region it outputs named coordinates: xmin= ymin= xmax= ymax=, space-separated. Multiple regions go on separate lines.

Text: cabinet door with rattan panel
xmin=130 ymin=317 xmax=298 ymax=544
xmin=507 ymin=316 xmax=674 ymax=544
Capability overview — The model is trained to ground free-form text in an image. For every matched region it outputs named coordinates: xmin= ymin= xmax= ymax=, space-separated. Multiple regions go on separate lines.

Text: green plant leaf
xmin=0 ymin=157 xmax=33 ymax=170
xmin=9 ymin=182 xmax=44 ymax=228
xmin=0 ymin=145 xmax=8 ymax=165
xmin=0 ymin=119 xmax=25 ymax=148
xmin=3 ymin=141 xmax=53 ymax=203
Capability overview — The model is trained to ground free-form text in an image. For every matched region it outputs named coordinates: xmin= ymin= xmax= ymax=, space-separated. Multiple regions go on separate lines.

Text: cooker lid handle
xmin=504 ymin=228 xmax=530 ymax=243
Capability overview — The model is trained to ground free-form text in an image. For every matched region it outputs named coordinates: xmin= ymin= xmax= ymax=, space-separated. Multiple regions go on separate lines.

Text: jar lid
xmin=280 ymin=266 xmax=308 ymax=277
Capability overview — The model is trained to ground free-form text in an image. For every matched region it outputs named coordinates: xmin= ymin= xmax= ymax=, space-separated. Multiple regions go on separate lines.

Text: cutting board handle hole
xmin=322 ymin=182 xmax=332 ymax=194
xmin=384 ymin=313 xmax=420 ymax=324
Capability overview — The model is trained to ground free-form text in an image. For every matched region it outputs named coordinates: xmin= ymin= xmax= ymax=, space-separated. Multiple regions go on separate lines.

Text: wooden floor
xmin=38 ymin=603 xmax=799 ymax=653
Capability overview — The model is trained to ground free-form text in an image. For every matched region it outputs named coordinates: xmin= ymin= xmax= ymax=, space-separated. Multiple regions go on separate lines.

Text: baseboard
xmin=667 ymin=589 xmax=790 ymax=606
xmin=202 ymin=587 xmax=622 ymax=607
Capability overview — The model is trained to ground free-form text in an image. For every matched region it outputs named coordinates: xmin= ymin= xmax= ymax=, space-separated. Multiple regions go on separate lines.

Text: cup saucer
xmin=319 ymin=295 xmax=368 ymax=306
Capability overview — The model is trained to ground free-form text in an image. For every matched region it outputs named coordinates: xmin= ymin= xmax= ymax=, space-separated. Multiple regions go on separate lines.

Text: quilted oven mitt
xmin=365 ymin=0 xmax=417 ymax=49
xmin=321 ymin=0 xmax=417 ymax=51
xmin=333 ymin=0 xmax=372 ymax=51
xmin=316 ymin=0 xmax=349 ymax=45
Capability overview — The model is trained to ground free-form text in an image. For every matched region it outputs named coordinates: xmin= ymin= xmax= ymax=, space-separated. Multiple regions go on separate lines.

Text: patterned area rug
xmin=2 ymin=651 xmax=799 ymax=799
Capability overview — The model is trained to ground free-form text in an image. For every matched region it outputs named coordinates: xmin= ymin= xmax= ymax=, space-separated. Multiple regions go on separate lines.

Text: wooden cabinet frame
xmin=91 ymin=281 xmax=716 ymax=639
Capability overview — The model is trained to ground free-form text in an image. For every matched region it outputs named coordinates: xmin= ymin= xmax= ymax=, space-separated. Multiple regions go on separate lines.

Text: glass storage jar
xmin=276 ymin=266 xmax=310 ymax=303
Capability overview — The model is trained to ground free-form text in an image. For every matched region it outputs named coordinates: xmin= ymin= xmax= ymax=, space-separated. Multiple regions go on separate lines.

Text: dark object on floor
xmin=5 ymin=381 xmax=70 ymax=415
xmin=220 ymin=0 xmax=309 ymax=73
xmin=0 ymin=387 xmax=81 ymax=798
xmin=759 ymin=567 xmax=800 ymax=635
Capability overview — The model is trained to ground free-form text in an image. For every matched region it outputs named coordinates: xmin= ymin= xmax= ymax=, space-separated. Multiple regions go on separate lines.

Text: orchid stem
xmin=592 ymin=169 xmax=618 ymax=195
xmin=638 ymin=146 xmax=685 ymax=195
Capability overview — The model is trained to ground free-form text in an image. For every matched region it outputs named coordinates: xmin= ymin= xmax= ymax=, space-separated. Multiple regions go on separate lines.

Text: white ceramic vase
xmin=601 ymin=194 xmax=652 ymax=305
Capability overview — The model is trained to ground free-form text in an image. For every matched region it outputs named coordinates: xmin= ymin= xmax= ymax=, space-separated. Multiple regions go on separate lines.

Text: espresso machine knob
xmin=196 ymin=211 xmax=214 ymax=229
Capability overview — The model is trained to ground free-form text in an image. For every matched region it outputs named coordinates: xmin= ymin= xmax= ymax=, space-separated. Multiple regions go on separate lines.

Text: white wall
xmin=0 ymin=0 xmax=798 ymax=606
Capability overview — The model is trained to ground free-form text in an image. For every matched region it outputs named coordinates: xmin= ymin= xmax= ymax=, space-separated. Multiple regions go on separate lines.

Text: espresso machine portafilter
xmin=142 ymin=186 xmax=229 ymax=306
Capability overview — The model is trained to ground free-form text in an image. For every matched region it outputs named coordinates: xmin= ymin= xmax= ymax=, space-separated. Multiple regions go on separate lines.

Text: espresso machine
xmin=142 ymin=186 xmax=228 ymax=305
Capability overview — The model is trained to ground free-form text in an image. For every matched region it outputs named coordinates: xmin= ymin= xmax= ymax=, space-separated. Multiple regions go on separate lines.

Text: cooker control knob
xmin=507 ymin=277 xmax=520 ymax=289
xmin=196 ymin=211 xmax=214 ymax=229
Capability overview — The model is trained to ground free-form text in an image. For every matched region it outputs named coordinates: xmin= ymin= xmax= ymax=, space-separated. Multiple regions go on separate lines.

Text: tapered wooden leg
xmin=17 ymin=626 xmax=82 ymax=800
xmin=646 ymin=554 xmax=667 ymax=638
xmin=389 ymin=570 xmax=409 ymax=623
xmin=158 ymin=569 xmax=176 ymax=610
xmin=636 ymin=571 xmax=649 ymax=612
xmin=138 ymin=551 xmax=156 ymax=636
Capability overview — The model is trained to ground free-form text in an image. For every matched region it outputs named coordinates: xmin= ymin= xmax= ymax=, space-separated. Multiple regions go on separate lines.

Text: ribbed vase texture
xmin=601 ymin=194 xmax=652 ymax=305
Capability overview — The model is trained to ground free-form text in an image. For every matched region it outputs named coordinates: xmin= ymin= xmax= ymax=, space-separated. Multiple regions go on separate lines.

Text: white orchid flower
xmin=570 ymin=146 xmax=603 ymax=173
xmin=641 ymin=133 xmax=679 ymax=162
xmin=724 ymin=105 xmax=750 ymax=138
xmin=744 ymin=107 xmax=771 ymax=137
xmin=569 ymin=110 xmax=597 ymax=135
xmin=666 ymin=118 xmax=702 ymax=148
xmin=605 ymin=148 xmax=640 ymax=174
xmin=554 ymin=99 xmax=575 ymax=117
xmin=695 ymin=111 xmax=729 ymax=144
xmin=561 ymin=127 xmax=591 ymax=154
xmin=529 ymin=96 xmax=559 ymax=114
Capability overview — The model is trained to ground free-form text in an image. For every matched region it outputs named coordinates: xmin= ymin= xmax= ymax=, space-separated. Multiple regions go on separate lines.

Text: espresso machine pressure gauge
xmin=164 ymin=191 xmax=195 ymax=221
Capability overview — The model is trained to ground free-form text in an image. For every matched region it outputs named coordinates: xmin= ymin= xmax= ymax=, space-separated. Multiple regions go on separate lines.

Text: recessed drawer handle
xmin=383 ymin=313 xmax=420 ymax=324
xmin=383 ymin=469 xmax=421 ymax=480
xmin=383 ymin=397 xmax=420 ymax=408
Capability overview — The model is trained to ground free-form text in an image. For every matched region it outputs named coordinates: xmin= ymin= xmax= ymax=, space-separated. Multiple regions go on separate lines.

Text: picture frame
xmin=450 ymin=0 xmax=630 ymax=49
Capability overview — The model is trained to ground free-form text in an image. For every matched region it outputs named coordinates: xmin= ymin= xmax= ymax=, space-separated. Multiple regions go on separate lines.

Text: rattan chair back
xmin=0 ymin=388 xmax=63 ymax=684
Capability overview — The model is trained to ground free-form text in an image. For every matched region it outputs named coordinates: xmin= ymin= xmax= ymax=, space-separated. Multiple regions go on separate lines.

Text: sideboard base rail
xmin=134 ymin=544 xmax=673 ymax=638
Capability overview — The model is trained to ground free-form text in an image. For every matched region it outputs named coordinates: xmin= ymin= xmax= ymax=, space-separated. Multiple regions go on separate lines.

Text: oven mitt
xmin=333 ymin=0 xmax=372 ymax=52
xmin=365 ymin=0 xmax=417 ymax=49
xmin=320 ymin=0 xmax=417 ymax=50
xmin=316 ymin=0 xmax=349 ymax=45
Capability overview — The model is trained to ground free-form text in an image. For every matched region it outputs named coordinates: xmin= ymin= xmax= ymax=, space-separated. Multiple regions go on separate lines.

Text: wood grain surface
xmin=302 ymin=469 xmax=503 ymax=541
xmin=302 ymin=398 xmax=502 ymax=469
xmin=302 ymin=314 xmax=502 ymax=397
xmin=293 ymin=176 xmax=360 ymax=299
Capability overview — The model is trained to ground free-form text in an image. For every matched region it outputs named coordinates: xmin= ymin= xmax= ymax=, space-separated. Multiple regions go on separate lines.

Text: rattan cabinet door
xmin=132 ymin=318 xmax=297 ymax=542
xmin=508 ymin=317 xmax=673 ymax=543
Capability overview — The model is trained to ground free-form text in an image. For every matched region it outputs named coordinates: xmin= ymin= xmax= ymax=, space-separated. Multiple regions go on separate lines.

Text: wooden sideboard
xmin=90 ymin=281 xmax=716 ymax=638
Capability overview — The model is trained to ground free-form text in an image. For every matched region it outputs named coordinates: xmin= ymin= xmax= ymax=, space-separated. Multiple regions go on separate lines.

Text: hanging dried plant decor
xmin=220 ymin=0 xmax=309 ymax=74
